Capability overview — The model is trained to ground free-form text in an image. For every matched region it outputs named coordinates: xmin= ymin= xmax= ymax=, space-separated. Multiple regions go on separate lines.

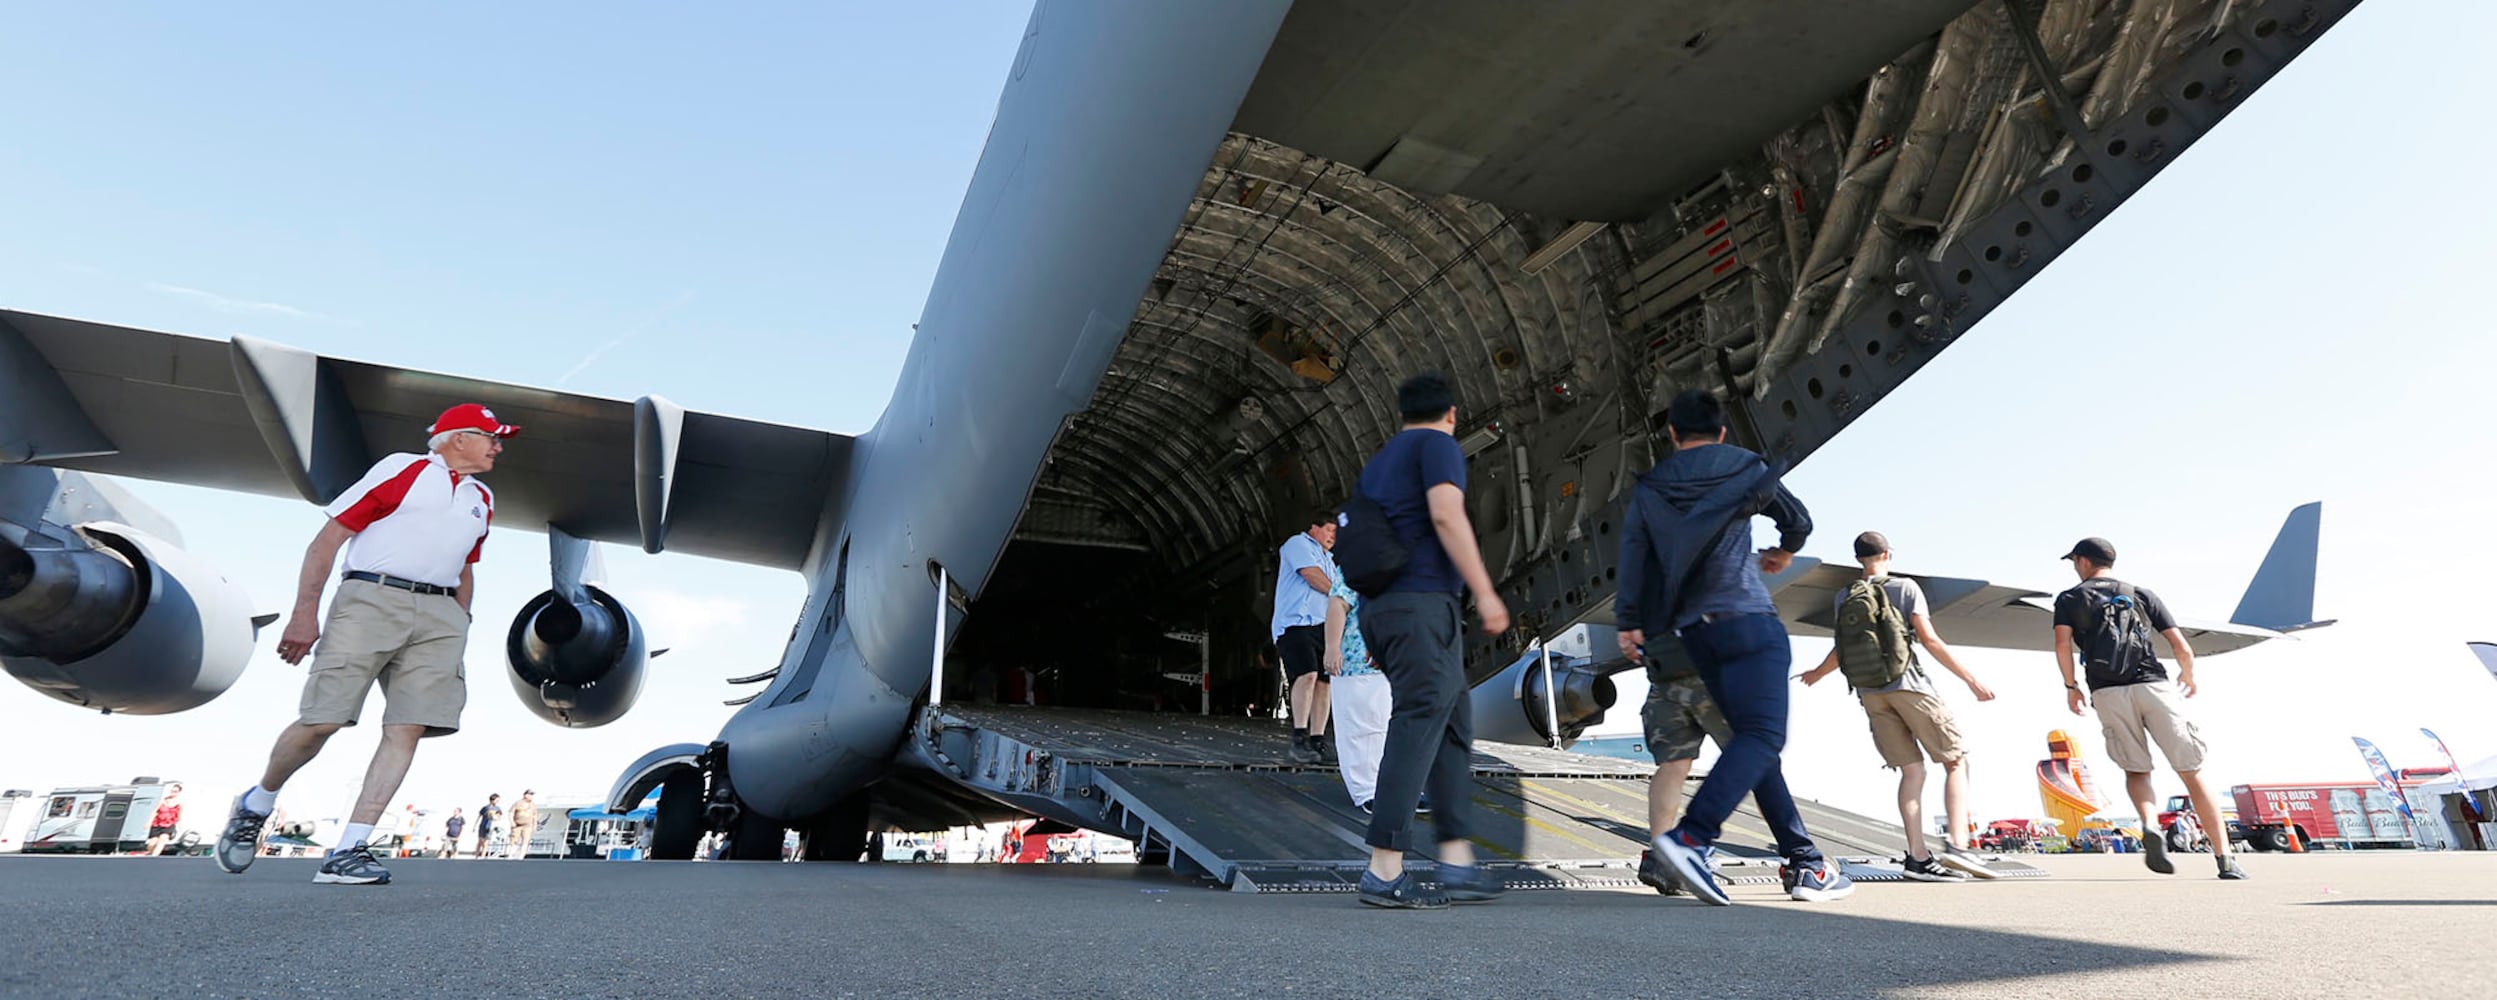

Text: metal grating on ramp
xmin=907 ymin=705 xmax=2041 ymax=891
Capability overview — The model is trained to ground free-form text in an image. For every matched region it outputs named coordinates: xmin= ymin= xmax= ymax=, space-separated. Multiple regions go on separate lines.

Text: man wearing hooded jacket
xmin=1615 ymin=389 xmax=1851 ymax=906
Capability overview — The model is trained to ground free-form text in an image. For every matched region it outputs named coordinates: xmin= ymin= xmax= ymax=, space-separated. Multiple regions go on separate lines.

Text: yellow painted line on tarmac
xmin=1460 ymin=781 xmax=1637 ymax=858
xmin=1518 ymin=778 xmax=1646 ymax=828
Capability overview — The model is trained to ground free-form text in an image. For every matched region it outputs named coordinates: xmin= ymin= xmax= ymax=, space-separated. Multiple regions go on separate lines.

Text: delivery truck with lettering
xmin=2230 ymin=773 xmax=2447 ymax=851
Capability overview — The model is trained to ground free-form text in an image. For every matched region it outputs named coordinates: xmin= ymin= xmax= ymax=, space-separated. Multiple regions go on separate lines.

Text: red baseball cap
xmin=428 ymin=403 xmax=522 ymax=438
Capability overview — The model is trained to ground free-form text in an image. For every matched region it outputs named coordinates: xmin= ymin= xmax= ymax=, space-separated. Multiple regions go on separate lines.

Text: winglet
xmin=2229 ymin=502 xmax=2332 ymax=632
xmin=250 ymin=612 xmax=281 ymax=632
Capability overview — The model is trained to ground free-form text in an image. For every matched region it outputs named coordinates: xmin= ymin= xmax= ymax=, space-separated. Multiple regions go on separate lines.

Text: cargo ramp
xmin=903 ymin=705 xmax=2041 ymax=892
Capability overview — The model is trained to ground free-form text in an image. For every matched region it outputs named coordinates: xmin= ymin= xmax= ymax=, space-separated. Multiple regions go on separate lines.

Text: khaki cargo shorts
xmin=2091 ymin=680 xmax=2206 ymax=773
xmin=298 ymin=579 xmax=471 ymax=737
xmin=1861 ymin=689 xmax=1966 ymax=767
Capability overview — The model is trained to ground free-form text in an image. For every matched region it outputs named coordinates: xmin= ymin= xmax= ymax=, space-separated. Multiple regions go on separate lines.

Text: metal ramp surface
xmin=907 ymin=705 xmax=2043 ymax=891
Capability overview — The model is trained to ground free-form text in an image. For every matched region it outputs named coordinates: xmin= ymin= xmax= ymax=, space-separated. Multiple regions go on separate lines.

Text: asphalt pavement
xmin=2 ymin=851 xmax=2487 ymax=998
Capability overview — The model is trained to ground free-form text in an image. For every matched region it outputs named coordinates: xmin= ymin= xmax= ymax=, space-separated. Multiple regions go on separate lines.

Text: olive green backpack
xmin=1835 ymin=576 xmax=1914 ymax=690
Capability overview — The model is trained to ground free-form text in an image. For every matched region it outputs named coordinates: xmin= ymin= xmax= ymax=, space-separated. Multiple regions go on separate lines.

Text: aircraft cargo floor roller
xmin=906 ymin=705 xmax=2044 ymax=892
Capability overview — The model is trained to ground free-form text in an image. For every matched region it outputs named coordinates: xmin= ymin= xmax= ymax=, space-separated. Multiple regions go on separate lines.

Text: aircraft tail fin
xmin=2229 ymin=502 xmax=2333 ymax=632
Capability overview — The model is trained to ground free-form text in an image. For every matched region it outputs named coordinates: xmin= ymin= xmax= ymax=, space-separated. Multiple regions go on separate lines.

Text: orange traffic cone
xmin=2284 ymin=826 xmax=2306 ymax=853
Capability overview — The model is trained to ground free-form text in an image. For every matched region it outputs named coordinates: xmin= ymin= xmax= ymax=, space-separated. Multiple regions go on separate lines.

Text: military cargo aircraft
xmin=1 ymin=0 xmax=2358 ymax=869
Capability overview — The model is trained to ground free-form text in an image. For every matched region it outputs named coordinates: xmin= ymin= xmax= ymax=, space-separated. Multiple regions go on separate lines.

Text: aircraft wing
xmin=1 ymin=309 xmax=848 ymax=570
xmin=1764 ymin=558 xmax=2281 ymax=658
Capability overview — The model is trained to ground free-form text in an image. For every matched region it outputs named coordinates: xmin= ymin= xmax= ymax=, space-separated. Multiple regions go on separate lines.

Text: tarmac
xmin=2 ymin=850 xmax=2487 ymax=999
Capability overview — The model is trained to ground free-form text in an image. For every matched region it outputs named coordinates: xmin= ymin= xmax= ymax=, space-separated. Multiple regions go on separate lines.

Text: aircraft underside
xmin=954 ymin=0 xmax=2352 ymax=725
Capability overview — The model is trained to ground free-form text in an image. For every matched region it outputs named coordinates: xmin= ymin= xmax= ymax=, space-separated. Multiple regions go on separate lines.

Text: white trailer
xmin=21 ymin=777 xmax=176 ymax=854
xmin=0 ymin=790 xmax=35 ymax=853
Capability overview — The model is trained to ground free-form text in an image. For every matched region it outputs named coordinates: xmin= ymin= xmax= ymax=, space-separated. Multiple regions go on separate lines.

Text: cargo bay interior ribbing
xmin=943 ymin=0 xmax=2304 ymax=715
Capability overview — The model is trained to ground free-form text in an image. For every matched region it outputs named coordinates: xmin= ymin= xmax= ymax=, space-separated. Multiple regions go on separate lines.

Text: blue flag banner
xmin=2352 ymin=737 xmax=2421 ymax=834
xmin=2422 ymin=728 xmax=2469 ymax=789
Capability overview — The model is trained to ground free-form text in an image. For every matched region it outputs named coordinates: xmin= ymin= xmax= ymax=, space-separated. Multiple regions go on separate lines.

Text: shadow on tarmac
xmin=0 ymin=855 xmax=2213 ymax=998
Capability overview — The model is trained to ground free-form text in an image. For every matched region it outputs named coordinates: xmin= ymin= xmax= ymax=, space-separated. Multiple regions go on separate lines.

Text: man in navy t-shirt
xmin=1348 ymin=372 xmax=1511 ymax=910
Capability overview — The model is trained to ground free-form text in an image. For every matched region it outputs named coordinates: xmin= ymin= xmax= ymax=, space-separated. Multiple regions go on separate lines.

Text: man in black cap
xmin=1800 ymin=531 xmax=1998 ymax=882
xmin=2052 ymin=537 xmax=2246 ymax=880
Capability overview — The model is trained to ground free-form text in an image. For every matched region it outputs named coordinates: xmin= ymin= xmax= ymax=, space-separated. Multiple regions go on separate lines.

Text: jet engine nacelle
xmin=0 ymin=523 xmax=261 ymax=714
xmin=505 ymin=586 xmax=647 ymax=728
xmin=1467 ymin=647 xmax=1619 ymax=747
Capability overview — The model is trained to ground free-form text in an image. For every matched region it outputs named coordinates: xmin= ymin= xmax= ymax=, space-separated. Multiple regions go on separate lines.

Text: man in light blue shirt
xmin=1271 ymin=515 xmax=1338 ymax=764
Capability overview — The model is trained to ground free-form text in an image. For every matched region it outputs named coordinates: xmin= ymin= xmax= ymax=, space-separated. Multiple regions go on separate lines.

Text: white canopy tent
xmin=2417 ymin=754 xmax=2497 ymax=796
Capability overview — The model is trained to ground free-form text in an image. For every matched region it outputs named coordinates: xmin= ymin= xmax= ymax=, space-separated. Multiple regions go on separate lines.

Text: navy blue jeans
xmin=1666 ymin=612 xmax=1823 ymax=864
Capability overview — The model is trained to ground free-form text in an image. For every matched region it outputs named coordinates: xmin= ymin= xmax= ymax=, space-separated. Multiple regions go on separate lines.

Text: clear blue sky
xmin=4 ymin=2 xmax=2492 ymax=836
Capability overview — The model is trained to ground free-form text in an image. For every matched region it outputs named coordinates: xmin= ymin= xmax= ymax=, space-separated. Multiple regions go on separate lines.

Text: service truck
xmin=2230 ymin=771 xmax=2451 ymax=851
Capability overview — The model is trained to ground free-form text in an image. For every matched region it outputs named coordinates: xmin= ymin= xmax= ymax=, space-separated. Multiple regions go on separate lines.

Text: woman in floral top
xmin=1324 ymin=577 xmax=1393 ymax=810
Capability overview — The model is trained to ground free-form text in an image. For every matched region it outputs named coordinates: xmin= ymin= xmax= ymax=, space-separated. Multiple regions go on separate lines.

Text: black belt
xmin=343 ymin=571 xmax=456 ymax=597
xmin=1685 ymin=610 xmax=1768 ymax=629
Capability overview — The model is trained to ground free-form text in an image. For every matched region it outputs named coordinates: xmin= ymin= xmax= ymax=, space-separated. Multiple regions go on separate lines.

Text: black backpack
xmin=1334 ymin=491 xmax=1408 ymax=598
xmin=2077 ymin=583 xmax=2159 ymax=685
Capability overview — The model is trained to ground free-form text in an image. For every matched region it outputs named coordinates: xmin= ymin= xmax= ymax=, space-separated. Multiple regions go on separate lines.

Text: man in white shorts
xmin=2052 ymin=537 xmax=2245 ymax=881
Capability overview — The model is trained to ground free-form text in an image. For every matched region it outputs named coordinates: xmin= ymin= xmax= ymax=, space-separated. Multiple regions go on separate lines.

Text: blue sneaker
xmin=1439 ymin=863 xmax=1505 ymax=903
xmin=1357 ymin=870 xmax=1449 ymax=909
xmin=1650 ymin=830 xmax=1730 ymax=906
xmin=1786 ymin=859 xmax=1855 ymax=902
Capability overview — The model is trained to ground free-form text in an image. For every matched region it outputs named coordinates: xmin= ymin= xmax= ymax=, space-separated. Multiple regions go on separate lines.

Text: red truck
xmin=2230 ymin=770 xmax=2450 ymax=851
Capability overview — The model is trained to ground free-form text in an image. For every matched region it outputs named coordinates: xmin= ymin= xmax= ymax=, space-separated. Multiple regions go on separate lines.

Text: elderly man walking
xmin=213 ymin=403 xmax=518 ymax=885
xmin=509 ymin=790 xmax=540 ymax=859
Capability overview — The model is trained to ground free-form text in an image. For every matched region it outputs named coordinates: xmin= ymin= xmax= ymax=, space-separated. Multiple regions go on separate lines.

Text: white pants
xmin=1333 ymin=672 xmax=1394 ymax=807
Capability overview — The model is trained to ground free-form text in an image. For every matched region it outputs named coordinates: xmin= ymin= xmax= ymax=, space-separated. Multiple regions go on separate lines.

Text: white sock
xmin=242 ymin=785 xmax=277 ymax=814
xmin=339 ymin=822 xmax=374 ymax=853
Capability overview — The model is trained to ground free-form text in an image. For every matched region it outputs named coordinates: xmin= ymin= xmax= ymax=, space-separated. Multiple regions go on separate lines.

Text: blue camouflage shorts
xmin=1640 ymin=667 xmax=1732 ymax=764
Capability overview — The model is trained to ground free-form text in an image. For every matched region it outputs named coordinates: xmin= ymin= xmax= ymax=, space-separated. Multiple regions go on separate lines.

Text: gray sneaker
xmin=2143 ymin=828 xmax=2176 ymax=875
xmin=213 ymin=792 xmax=270 ymax=875
xmin=1938 ymin=843 xmax=2001 ymax=880
xmin=314 ymin=845 xmax=393 ymax=885
xmin=2216 ymin=855 xmax=2248 ymax=881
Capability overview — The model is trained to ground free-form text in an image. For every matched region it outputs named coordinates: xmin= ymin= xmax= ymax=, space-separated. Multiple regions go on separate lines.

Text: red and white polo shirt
xmin=322 ymin=452 xmax=496 ymax=588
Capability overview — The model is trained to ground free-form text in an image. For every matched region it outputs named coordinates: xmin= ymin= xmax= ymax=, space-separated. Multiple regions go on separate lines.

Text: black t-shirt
xmin=2052 ymin=577 xmax=2177 ymax=690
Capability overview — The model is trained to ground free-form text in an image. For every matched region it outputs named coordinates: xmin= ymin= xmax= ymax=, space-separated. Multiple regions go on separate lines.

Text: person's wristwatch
xmin=2064 ymin=682 xmax=2081 ymax=691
